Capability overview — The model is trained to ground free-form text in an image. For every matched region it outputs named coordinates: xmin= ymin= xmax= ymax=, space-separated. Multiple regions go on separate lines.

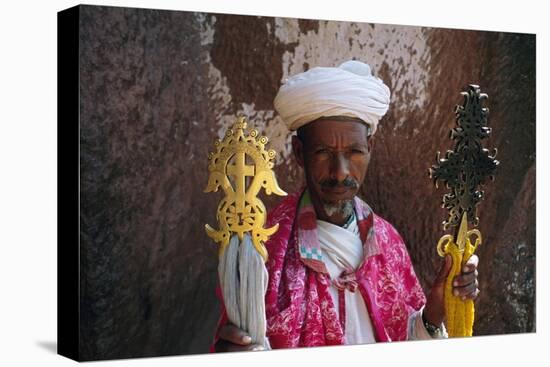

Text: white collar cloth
xmin=317 ymin=217 xmax=377 ymax=345
xmin=316 ymin=217 xmax=447 ymax=344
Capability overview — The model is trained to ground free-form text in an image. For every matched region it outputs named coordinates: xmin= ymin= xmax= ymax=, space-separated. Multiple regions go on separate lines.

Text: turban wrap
xmin=273 ymin=60 xmax=391 ymax=135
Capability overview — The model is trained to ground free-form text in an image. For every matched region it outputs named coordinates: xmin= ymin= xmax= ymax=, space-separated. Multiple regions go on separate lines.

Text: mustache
xmin=319 ymin=177 xmax=359 ymax=189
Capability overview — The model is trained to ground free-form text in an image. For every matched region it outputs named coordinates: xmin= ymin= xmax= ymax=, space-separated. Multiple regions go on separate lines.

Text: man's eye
xmin=351 ymin=149 xmax=365 ymax=154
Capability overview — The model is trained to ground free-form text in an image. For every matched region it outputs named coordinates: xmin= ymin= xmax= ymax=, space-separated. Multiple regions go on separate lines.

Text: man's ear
xmin=367 ymin=135 xmax=375 ymax=153
xmin=292 ymin=135 xmax=305 ymax=168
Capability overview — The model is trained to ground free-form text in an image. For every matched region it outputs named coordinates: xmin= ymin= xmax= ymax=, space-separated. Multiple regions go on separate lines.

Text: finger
xmin=453 ymin=270 xmax=478 ymax=287
xmin=218 ymin=324 xmax=252 ymax=345
xmin=215 ymin=340 xmax=264 ymax=353
xmin=467 ymin=288 xmax=481 ymax=300
xmin=453 ymin=279 xmax=478 ymax=298
xmin=462 ymin=254 xmax=479 ymax=273
xmin=459 ymin=287 xmax=480 ymax=301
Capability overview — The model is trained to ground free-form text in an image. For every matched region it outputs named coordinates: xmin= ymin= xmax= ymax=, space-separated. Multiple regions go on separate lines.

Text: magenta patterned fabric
xmin=210 ymin=190 xmax=426 ymax=350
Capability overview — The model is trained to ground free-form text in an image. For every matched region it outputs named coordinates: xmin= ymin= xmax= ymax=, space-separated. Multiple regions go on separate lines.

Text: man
xmin=213 ymin=60 xmax=479 ymax=352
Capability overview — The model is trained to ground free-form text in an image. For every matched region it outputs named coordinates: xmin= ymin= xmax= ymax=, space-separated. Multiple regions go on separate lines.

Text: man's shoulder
xmin=354 ymin=195 xmax=401 ymax=236
xmin=373 ymin=214 xmax=402 ymax=238
xmin=353 ymin=195 xmax=407 ymax=251
xmin=264 ymin=191 xmax=302 ymax=265
xmin=266 ymin=190 xmax=302 ymax=227
xmin=372 ymin=211 xmax=412 ymax=260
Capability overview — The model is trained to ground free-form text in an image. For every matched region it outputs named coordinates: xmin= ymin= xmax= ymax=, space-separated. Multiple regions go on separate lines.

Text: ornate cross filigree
xmin=429 ymin=85 xmax=499 ymax=231
xmin=204 ymin=116 xmax=287 ymax=261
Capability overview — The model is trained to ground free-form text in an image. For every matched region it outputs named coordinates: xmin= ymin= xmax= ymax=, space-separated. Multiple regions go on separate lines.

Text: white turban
xmin=273 ymin=60 xmax=391 ymax=134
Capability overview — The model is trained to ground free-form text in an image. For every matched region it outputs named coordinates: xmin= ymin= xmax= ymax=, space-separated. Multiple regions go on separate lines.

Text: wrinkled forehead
xmin=297 ymin=117 xmax=370 ymax=146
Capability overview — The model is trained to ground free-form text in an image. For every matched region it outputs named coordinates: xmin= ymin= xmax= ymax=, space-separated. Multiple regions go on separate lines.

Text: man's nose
xmin=331 ymin=153 xmax=350 ymax=182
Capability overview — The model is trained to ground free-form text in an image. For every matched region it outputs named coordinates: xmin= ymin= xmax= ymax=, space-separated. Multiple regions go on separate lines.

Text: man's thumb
xmin=435 ymin=255 xmax=452 ymax=284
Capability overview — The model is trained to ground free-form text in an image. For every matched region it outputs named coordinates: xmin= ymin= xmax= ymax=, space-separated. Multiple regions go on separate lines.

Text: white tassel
xmin=218 ymin=235 xmax=241 ymax=328
xmin=218 ymin=233 xmax=271 ymax=350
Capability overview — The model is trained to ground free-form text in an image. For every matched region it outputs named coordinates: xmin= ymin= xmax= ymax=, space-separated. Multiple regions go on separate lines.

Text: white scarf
xmin=317 ymin=218 xmax=377 ymax=345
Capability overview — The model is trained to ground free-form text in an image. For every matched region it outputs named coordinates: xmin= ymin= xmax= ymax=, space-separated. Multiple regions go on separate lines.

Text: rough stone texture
xmin=79 ymin=6 xmax=220 ymax=360
xmin=78 ymin=5 xmax=535 ymax=360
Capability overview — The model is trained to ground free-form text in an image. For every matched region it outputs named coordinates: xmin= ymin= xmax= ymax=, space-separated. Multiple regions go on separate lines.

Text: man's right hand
xmin=214 ymin=323 xmax=265 ymax=352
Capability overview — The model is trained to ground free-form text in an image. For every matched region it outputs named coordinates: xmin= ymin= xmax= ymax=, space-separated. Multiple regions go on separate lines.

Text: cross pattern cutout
xmin=226 ymin=151 xmax=255 ymax=212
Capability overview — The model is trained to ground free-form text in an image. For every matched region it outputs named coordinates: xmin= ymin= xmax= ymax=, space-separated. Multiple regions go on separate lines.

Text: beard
xmin=322 ymin=199 xmax=354 ymax=218
xmin=317 ymin=176 xmax=358 ymax=219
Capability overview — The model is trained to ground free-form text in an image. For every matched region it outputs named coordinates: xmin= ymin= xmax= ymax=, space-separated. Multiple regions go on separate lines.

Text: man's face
xmin=292 ymin=118 xmax=373 ymax=220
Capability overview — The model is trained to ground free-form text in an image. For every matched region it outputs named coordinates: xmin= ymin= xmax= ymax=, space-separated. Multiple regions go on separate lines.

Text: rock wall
xmin=78 ymin=5 xmax=535 ymax=360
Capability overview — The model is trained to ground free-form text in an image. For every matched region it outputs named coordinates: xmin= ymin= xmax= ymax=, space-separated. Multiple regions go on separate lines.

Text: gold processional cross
xmin=204 ymin=117 xmax=287 ymax=261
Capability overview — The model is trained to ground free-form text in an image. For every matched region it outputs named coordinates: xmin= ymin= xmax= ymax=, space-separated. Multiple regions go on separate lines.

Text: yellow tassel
xmin=462 ymin=237 xmax=477 ymax=336
xmin=437 ymin=214 xmax=481 ymax=337
xmin=444 ymin=242 xmax=463 ymax=337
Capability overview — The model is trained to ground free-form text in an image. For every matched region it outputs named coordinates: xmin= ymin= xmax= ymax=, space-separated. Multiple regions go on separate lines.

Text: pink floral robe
xmin=210 ymin=190 xmax=426 ymax=350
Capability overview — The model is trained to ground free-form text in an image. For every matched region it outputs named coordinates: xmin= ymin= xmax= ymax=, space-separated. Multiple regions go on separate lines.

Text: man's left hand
xmin=423 ymin=254 xmax=480 ymax=327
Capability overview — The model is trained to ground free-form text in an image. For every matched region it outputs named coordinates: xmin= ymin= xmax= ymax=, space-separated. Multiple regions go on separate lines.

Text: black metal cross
xmin=429 ymin=85 xmax=499 ymax=231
